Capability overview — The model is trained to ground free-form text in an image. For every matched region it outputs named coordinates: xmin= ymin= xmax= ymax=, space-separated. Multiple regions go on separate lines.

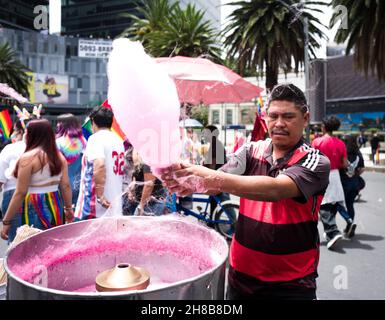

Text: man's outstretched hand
xmin=159 ymin=162 xmax=221 ymax=197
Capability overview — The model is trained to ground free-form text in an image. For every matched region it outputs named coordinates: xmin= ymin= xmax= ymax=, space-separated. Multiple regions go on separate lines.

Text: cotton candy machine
xmin=4 ymin=216 xmax=228 ymax=300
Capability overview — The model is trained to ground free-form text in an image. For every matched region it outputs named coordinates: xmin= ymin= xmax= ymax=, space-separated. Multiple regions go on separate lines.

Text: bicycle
xmin=165 ymin=192 xmax=239 ymax=240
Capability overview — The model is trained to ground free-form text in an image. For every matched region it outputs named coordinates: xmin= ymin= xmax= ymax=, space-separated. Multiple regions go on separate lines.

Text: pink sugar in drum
xmin=4 ymin=216 xmax=228 ymax=300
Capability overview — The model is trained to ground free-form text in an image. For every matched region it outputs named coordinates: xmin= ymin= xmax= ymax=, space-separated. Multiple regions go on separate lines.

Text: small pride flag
xmin=101 ymin=100 xmax=126 ymax=141
xmin=256 ymin=96 xmax=264 ymax=115
xmin=81 ymin=100 xmax=126 ymax=141
xmin=0 ymin=109 xmax=13 ymax=140
xmin=81 ymin=117 xmax=93 ymax=140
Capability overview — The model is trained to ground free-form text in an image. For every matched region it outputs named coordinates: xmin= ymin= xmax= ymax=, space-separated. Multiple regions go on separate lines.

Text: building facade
xmin=0 ymin=27 xmax=109 ymax=120
xmin=61 ymin=0 xmax=138 ymax=39
xmin=310 ymin=54 xmax=385 ymax=133
xmin=0 ymin=0 xmax=48 ymax=31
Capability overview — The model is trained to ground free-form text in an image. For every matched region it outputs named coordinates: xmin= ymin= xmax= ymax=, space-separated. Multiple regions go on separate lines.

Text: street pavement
xmin=1 ymin=171 xmax=384 ymax=300
xmin=317 ymin=170 xmax=385 ymax=300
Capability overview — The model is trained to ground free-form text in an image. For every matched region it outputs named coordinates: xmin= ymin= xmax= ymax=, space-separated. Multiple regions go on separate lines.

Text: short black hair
xmin=322 ymin=116 xmax=341 ymax=133
xmin=89 ymin=105 xmax=113 ymax=129
xmin=267 ymin=84 xmax=308 ymax=113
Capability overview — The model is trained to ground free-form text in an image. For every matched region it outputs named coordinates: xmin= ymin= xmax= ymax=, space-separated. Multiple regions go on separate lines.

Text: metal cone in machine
xmin=95 ymin=263 xmax=150 ymax=292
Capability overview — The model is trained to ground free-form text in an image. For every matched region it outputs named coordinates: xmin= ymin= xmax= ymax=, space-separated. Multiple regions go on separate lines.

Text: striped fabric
xmin=74 ymin=156 xmax=96 ymax=220
xmin=22 ymin=191 xmax=64 ymax=229
xmin=229 ymin=140 xmax=324 ymax=284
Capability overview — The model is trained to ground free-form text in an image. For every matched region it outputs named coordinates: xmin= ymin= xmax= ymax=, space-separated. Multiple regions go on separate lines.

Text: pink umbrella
xmin=155 ymin=56 xmax=263 ymax=105
xmin=0 ymin=83 xmax=28 ymax=103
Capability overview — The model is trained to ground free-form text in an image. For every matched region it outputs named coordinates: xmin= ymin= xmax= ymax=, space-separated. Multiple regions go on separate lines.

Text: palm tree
xmin=330 ymin=0 xmax=385 ymax=82
xmin=0 ymin=42 xmax=30 ymax=97
xmin=120 ymin=0 xmax=221 ymax=61
xmin=223 ymin=0 xmax=326 ymax=92
xmin=119 ymin=0 xmax=177 ymax=44
xmin=145 ymin=4 xmax=221 ymax=60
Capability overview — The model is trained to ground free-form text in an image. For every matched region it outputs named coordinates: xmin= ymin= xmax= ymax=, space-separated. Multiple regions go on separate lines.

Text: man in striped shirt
xmin=161 ymin=84 xmax=330 ymax=300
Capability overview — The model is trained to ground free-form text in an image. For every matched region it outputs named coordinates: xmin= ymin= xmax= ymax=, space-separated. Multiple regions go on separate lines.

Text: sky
xmin=220 ymin=0 xmax=338 ymax=59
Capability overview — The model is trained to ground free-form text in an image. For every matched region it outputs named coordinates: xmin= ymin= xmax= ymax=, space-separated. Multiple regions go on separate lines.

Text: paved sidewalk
xmin=360 ymin=146 xmax=385 ymax=173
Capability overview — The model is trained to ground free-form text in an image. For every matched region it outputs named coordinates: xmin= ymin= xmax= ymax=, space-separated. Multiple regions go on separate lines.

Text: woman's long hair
xmin=14 ymin=119 xmax=62 ymax=177
xmin=346 ymin=135 xmax=359 ymax=154
xmin=56 ymin=113 xmax=83 ymax=139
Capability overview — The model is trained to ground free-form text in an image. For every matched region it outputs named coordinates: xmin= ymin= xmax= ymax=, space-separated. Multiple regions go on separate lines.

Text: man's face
xmin=266 ymin=100 xmax=309 ymax=150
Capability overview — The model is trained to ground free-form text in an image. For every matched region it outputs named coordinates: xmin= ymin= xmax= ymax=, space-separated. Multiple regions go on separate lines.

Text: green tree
xmin=119 ymin=0 xmax=177 ymax=45
xmin=120 ymin=0 xmax=221 ymax=61
xmin=223 ymin=0 xmax=326 ymax=91
xmin=191 ymin=105 xmax=209 ymax=127
xmin=330 ymin=0 xmax=385 ymax=82
xmin=0 ymin=42 xmax=30 ymax=97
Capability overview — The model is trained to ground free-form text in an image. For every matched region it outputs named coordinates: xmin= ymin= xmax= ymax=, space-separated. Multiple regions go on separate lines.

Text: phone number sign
xmin=78 ymin=39 xmax=113 ymax=58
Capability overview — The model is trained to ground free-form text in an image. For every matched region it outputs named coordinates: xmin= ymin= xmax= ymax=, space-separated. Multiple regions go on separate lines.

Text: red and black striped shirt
xmin=220 ymin=138 xmax=330 ymax=295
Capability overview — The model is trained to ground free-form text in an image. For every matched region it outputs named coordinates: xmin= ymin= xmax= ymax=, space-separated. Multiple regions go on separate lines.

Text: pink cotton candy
xmin=107 ymin=39 xmax=182 ymax=170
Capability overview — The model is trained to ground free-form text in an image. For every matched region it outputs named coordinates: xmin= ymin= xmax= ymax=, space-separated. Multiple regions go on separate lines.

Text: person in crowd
xmin=160 ymin=84 xmax=330 ymax=300
xmin=312 ymin=116 xmax=348 ymax=250
xmin=123 ymin=149 xmax=166 ymax=216
xmin=56 ymin=113 xmax=86 ymax=206
xmin=357 ymin=132 xmax=367 ymax=148
xmin=338 ymin=135 xmax=365 ymax=238
xmin=0 ymin=117 xmax=36 ymax=243
xmin=1 ymin=119 xmax=73 ymax=241
xmin=370 ymin=133 xmax=381 ymax=165
xmin=201 ymin=125 xmax=232 ymax=216
xmin=74 ymin=106 xmax=124 ymax=220
xmin=192 ymin=131 xmax=202 ymax=165
xmin=181 ymin=128 xmax=195 ymax=164
xmin=122 ymin=138 xmax=134 ymax=192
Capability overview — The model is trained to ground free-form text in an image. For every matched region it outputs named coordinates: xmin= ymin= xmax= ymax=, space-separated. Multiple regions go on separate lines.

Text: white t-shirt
xmin=0 ymin=141 xmax=26 ymax=191
xmin=75 ymin=129 xmax=124 ymax=219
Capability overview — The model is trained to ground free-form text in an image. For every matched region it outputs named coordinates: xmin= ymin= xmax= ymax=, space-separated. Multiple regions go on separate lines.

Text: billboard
xmin=78 ymin=39 xmax=112 ymax=59
xmin=28 ymin=72 xmax=69 ymax=104
xmin=332 ymin=112 xmax=385 ymax=131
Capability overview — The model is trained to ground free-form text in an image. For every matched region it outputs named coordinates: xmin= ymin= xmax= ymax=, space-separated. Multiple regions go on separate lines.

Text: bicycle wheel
xmin=213 ymin=203 xmax=239 ymax=240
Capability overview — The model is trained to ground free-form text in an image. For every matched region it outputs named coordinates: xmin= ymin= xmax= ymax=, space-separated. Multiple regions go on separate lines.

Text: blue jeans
xmin=336 ymin=203 xmax=352 ymax=223
xmin=1 ymin=189 xmax=23 ymax=244
xmin=341 ymin=178 xmax=360 ymax=221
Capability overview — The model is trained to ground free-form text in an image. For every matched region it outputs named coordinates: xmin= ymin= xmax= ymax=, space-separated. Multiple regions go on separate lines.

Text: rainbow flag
xmin=82 ymin=117 xmax=93 ymax=140
xmin=0 ymin=109 xmax=12 ymax=140
xmin=256 ymin=96 xmax=264 ymax=115
xmin=101 ymin=100 xmax=126 ymax=141
xmin=82 ymin=100 xmax=126 ymax=141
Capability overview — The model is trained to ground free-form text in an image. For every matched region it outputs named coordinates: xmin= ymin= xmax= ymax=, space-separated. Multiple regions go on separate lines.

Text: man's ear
xmin=303 ymin=112 xmax=310 ymax=127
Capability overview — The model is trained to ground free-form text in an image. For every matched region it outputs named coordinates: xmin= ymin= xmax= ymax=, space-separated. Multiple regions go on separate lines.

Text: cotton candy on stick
xmin=107 ymin=39 xmax=181 ymax=171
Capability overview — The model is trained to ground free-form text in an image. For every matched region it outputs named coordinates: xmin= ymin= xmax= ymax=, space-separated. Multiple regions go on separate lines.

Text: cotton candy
xmin=107 ymin=39 xmax=181 ymax=170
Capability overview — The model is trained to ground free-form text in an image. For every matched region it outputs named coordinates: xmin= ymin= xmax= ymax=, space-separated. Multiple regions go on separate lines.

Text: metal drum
xmin=4 ymin=216 xmax=228 ymax=300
